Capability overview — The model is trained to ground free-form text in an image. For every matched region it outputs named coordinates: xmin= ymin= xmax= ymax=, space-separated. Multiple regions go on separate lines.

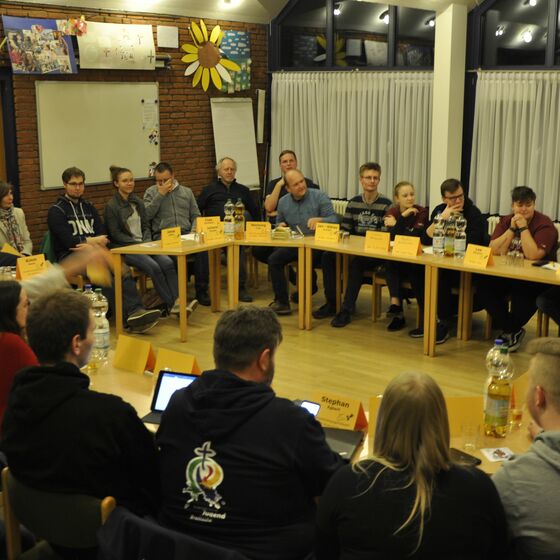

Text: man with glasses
xmin=326 ymin=162 xmax=392 ymax=326
xmin=48 ymin=167 xmax=160 ymax=332
xmin=408 ymin=178 xmax=487 ymax=343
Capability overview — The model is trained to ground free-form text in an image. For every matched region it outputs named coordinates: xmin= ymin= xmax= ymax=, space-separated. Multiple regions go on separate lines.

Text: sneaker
xmin=290 ymin=283 xmax=318 ymax=304
xmin=127 ymin=308 xmax=161 ymax=329
xmin=312 ymin=303 xmax=337 ymax=319
xmin=500 ymin=328 xmax=525 ymax=352
xmin=387 ymin=316 xmax=406 ymax=331
xmin=269 ymin=301 xmax=292 ymax=315
xmin=196 ymin=291 xmax=211 ymax=306
xmin=409 ymin=327 xmax=424 ymax=338
xmin=386 ymin=304 xmax=403 ymax=318
xmin=170 ymin=303 xmax=181 ymax=315
xmin=127 ymin=320 xmax=159 ymax=334
xmin=238 ymin=288 xmax=253 ymax=303
xmin=331 ymin=310 xmax=351 ymax=328
xmin=436 ymin=323 xmax=450 ymax=344
xmin=171 ymin=299 xmax=198 ymax=316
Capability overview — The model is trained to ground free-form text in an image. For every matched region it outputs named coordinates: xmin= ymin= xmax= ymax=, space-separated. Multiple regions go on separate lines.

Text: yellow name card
xmin=161 ymin=227 xmax=182 ymax=249
xmin=113 ymin=334 xmax=156 ymax=375
xmin=16 ymin=254 xmax=46 ymax=280
xmin=202 ymin=221 xmax=225 ymax=242
xmin=463 ymin=244 xmax=494 ymax=269
xmin=312 ymin=390 xmax=368 ymax=431
xmin=245 ymin=221 xmax=272 ymax=242
xmin=364 ymin=231 xmax=390 ymax=252
xmin=314 ymin=223 xmax=340 ymax=242
xmin=392 ymin=235 xmax=422 ymax=257
xmin=154 ymin=347 xmax=201 ymax=376
xmin=196 ymin=216 xmax=220 ymax=233
xmin=1 ymin=243 xmax=22 ymax=257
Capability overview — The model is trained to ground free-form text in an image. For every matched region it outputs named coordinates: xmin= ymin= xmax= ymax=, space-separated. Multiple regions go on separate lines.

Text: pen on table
xmin=296 ymin=225 xmax=304 ymax=237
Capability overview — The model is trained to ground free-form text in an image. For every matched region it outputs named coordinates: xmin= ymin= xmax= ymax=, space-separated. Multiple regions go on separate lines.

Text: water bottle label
xmin=94 ymin=329 xmax=110 ymax=351
xmin=224 ymin=222 xmax=235 ymax=235
xmin=454 ymin=238 xmax=466 ymax=253
xmin=484 ymin=397 xmax=509 ymax=427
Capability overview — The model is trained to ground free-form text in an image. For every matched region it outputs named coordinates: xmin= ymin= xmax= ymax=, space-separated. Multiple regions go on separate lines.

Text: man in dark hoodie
xmin=156 ymin=306 xmax=345 ymax=560
xmin=1 ymin=289 xmax=159 ymax=517
xmin=47 ymin=166 xmax=160 ymax=332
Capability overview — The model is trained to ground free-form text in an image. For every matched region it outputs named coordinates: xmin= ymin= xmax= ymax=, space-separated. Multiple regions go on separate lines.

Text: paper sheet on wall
xmin=78 ymin=21 xmax=155 ymax=70
xmin=142 ymin=100 xmax=158 ymax=128
xmin=156 ymin=25 xmax=178 ymax=48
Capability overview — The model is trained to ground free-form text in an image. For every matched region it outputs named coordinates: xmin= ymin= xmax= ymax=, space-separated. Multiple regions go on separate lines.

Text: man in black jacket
xmin=156 ymin=306 xmax=345 ymax=560
xmin=1 ymin=289 xmax=159 ymax=516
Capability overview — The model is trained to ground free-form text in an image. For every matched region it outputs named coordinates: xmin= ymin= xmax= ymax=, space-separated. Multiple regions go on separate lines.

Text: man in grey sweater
xmin=493 ymin=337 xmax=560 ymax=560
xmin=143 ymin=162 xmax=210 ymax=305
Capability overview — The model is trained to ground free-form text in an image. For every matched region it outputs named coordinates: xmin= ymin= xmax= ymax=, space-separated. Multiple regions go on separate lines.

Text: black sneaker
xmin=387 ymin=316 xmax=406 ymax=331
xmin=386 ymin=304 xmax=403 ymax=318
xmin=196 ymin=291 xmax=211 ymax=306
xmin=331 ymin=310 xmax=351 ymax=328
xmin=127 ymin=308 xmax=161 ymax=329
xmin=312 ymin=303 xmax=337 ymax=319
xmin=269 ymin=301 xmax=292 ymax=315
xmin=409 ymin=327 xmax=424 ymax=338
xmin=436 ymin=323 xmax=450 ymax=344
xmin=127 ymin=320 xmax=159 ymax=334
xmin=290 ymin=283 xmax=318 ymax=304
xmin=500 ymin=328 xmax=525 ymax=352
xmin=238 ymin=288 xmax=253 ymax=303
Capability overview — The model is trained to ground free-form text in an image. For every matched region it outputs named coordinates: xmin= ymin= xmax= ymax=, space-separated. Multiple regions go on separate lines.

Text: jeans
xmin=197 ymin=247 xmax=247 ymax=290
xmin=0 ymin=252 xmax=18 ymax=267
xmin=101 ymin=273 xmax=144 ymax=323
xmin=408 ymin=266 xmax=459 ymax=322
xmin=125 ymin=254 xmax=178 ymax=308
xmin=334 ymin=256 xmax=379 ymax=313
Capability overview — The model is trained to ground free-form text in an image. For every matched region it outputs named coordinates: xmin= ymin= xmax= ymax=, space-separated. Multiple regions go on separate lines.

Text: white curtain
xmin=270 ymin=71 xmax=433 ymax=204
xmin=470 ymin=71 xmax=560 ymax=220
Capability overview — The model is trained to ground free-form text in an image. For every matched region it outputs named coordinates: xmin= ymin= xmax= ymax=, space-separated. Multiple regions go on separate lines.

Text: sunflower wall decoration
xmin=181 ymin=20 xmax=241 ymax=92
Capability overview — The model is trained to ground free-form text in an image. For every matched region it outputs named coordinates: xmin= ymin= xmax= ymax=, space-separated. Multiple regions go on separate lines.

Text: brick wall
xmin=0 ymin=2 xmax=268 ymax=247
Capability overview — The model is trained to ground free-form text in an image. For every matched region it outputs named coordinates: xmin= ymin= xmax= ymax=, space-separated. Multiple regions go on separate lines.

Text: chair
xmin=2 ymin=467 xmax=115 ymax=560
xmin=97 ymin=506 xmax=250 ymax=560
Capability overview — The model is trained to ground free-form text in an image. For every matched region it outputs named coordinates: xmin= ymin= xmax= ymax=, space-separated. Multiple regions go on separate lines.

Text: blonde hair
xmin=393 ymin=181 xmax=414 ymax=198
xmin=355 ymin=372 xmax=451 ymax=552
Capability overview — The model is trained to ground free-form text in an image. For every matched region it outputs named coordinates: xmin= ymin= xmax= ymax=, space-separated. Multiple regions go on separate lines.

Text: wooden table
xmin=112 ymin=238 xmax=233 ymax=342
xmin=233 ymin=237 xmax=307 ymax=329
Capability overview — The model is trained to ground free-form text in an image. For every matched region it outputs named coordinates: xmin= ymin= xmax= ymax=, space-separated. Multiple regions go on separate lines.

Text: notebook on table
xmin=141 ymin=370 xmax=198 ymax=425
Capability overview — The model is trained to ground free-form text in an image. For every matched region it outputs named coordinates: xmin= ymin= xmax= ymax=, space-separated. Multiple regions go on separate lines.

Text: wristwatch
xmin=518 ymin=226 xmax=528 ymax=233
xmin=509 ymin=227 xmax=517 ymax=233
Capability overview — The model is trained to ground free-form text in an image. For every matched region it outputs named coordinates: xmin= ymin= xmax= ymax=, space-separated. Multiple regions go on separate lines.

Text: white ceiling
xmin=8 ymin=0 xmax=480 ymax=25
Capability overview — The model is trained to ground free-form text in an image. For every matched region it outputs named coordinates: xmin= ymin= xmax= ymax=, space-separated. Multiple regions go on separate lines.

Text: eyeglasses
xmin=361 ymin=176 xmax=379 ymax=182
xmin=444 ymin=193 xmax=464 ymax=202
xmin=67 ymin=181 xmax=85 ymax=187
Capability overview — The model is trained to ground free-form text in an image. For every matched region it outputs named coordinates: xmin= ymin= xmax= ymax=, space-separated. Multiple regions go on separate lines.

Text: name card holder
xmin=392 ymin=235 xmax=422 ymax=257
xmin=315 ymin=223 xmax=340 ymax=243
xmin=364 ymin=231 xmax=390 ymax=252
xmin=312 ymin=390 xmax=368 ymax=431
xmin=196 ymin=216 xmax=221 ymax=233
xmin=201 ymin=221 xmax=225 ymax=242
xmin=113 ymin=334 xmax=156 ymax=374
xmin=154 ymin=347 xmax=201 ymax=375
xmin=16 ymin=254 xmax=46 ymax=280
xmin=161 ymin=227 xmax=182 ymax=249
xmin=245 ymin=222 xmax=272 ymax=242
xmin=464 ymin=244 xmax=494 ymax=269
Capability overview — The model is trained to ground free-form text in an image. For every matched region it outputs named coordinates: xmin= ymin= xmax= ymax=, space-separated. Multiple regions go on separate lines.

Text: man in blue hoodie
xmin=156 ymin=306 xmax=345 ymax=560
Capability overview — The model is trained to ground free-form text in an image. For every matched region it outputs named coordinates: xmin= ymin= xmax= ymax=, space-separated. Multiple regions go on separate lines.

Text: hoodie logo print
xmin=183 ymin=441 xmax=224 ymax=510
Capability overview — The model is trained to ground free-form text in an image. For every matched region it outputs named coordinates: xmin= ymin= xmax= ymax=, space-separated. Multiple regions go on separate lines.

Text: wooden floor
xmin=114 ymin=267 xmax=536 ymax=414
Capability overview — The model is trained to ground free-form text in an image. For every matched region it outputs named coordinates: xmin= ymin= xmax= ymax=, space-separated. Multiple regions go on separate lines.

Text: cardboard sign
xmin=86 ymin=262 xmax=112 ymax=287
xmin=154 ymin=348 xmax=201 ymax=376
xmin=314 ymin=223 xmax=340 ymax=243
xmin=245 ymin=221 xmax=272 ymax=242
xmin=16 ymin=254 xmax=46 ymax=280
xmin=364 ymin=231 xmax=390 ymax=252
xmin=392 ymin=235 xmax=422 ymax=257
xmin=201 ymin=221 xmax=225 ymax=242
xmin=113 ymin=334 xmax=156 ymax=374
xmin=312 ymin=390 xmax=368 ymax=431
xmin=1 ymin=243 xmax=22 ymax=257
xmin=464 ymin=244 xmax=494 ymax=269
xmin=161 ymin=227 xmax=182 ymax=249
xmin=196 ymin=216 xmax=221 ymax=233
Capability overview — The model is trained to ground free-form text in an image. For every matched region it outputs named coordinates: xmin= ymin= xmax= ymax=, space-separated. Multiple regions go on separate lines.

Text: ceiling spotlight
xmin=495 ymin=25 xmax=505 ymax=37
xmin=529 ymin=0 xmax=537 ymax=6
xmin=426 ymin=17 xmax=435 ymax=28
xmin=379 ymin=10 xmax=389 ymax=25
xmin=333 ymin=3 xmax=341 ymax=16
xmin=521 ymin=29 xmax=533 ymax=43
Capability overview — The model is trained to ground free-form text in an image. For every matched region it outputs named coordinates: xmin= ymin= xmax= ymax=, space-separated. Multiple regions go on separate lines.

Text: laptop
xmin=141 ymin=370 xmax=198 ymax=425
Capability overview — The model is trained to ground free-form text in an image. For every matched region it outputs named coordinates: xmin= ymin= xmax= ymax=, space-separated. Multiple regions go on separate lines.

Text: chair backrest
xmin=39 ymin=231 xmax=57 ymax=263
xmin=2 ymin=467 xmax=115 ymax=559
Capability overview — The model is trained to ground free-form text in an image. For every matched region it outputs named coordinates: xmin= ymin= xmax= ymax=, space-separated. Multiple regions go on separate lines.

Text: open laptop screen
xmin=152 ymin=371 xmax=198 ymax=412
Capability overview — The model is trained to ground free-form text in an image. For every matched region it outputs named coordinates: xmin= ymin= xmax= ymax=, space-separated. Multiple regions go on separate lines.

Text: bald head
xmin=284 ymin=169 xmax=307 ymax=201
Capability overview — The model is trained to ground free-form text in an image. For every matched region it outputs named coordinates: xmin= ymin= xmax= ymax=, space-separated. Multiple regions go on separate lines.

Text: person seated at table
xmin=382 ymin=181 xmax=428 ymax=331
xmin=269 ymin=169 xmax=338 ymax=315
xmin=328 ymin=162 xmax=391 ymax=327
xmin=105 ymin=165 xmax=191 ymax=317
xmin=197 ymin=156 xmax=260 ymax=303
xmin=143 ymin=162 xmax=208 ymax=306
xmin=493 ymin=337 xmax=560 ymax=559
xmin=48 ymin=166 xmax=160 ymax=333
xmin=407 ymin=178 xmax=487 ymax=344
xmin=316 ymin=371 xmax=508 ymax=560
xmin=477 ymin=186 xmax=557 ymax=352
xmin=0 ymin=181 xmax=32 ymax=266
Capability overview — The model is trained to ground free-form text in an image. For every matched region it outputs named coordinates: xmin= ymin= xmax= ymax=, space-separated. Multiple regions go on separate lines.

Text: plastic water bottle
xmin=91 ymin=289 xmax=110 ymax=370
xmin=432 ymin=214 xmax=445 ymax=256
xmin=444 ymin=213 xmax=456 ymax=257
xmin=234 ymin=198 xmax=245 ymax=240
xmin=83 ymin=284 xmax=96 ymax=304
xmin=223 ymin=198 xmax=235 ymax=239
xmin=484 ymin=340 xmax=513 ymax=438
xmin=454 ymin=214 xmax=467 ymax=259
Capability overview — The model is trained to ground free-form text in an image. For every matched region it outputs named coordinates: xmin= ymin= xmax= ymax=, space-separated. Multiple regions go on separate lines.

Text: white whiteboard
xmin=36 ymin=81 xmax=160 ymax=190
xmin=210 ymin=98 xmax=259 ymax=188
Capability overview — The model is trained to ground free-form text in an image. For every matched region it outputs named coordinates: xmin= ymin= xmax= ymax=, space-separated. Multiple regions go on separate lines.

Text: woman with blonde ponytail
xmin=316 ymin=372 xmax=508 ymax=559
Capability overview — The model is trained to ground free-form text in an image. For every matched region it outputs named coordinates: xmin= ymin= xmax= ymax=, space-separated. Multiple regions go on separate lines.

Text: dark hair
xmin=511 ymin=186 xmax=536 ymax=204
xmin=110 ymin=165 xmax=131 ymax=186
xmin=213 ymin=306 xmax=282 ymax=371
xmin=0 ymin=281 xmax=23 ymax=336
xmin=62 ymin=167 xmax=85 ymax=184
xmin=0 ymin=181 xmax=13 ymax=201
xmin=440 ymin=178 xmax=463 ymax=197
xmin=279 ymin=150 xmax=297 ymax=162
xmin=154 ymin=162 xmax=173 ymax=175
xmin=27 ymin=289 xmax=91 ymax=363
xmin=359 ymin=162 xmax=381 ymax=176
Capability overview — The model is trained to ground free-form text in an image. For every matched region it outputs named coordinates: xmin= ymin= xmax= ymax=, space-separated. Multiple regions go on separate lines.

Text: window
xmin=396 ymin=7 xmax=435 ymax=67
